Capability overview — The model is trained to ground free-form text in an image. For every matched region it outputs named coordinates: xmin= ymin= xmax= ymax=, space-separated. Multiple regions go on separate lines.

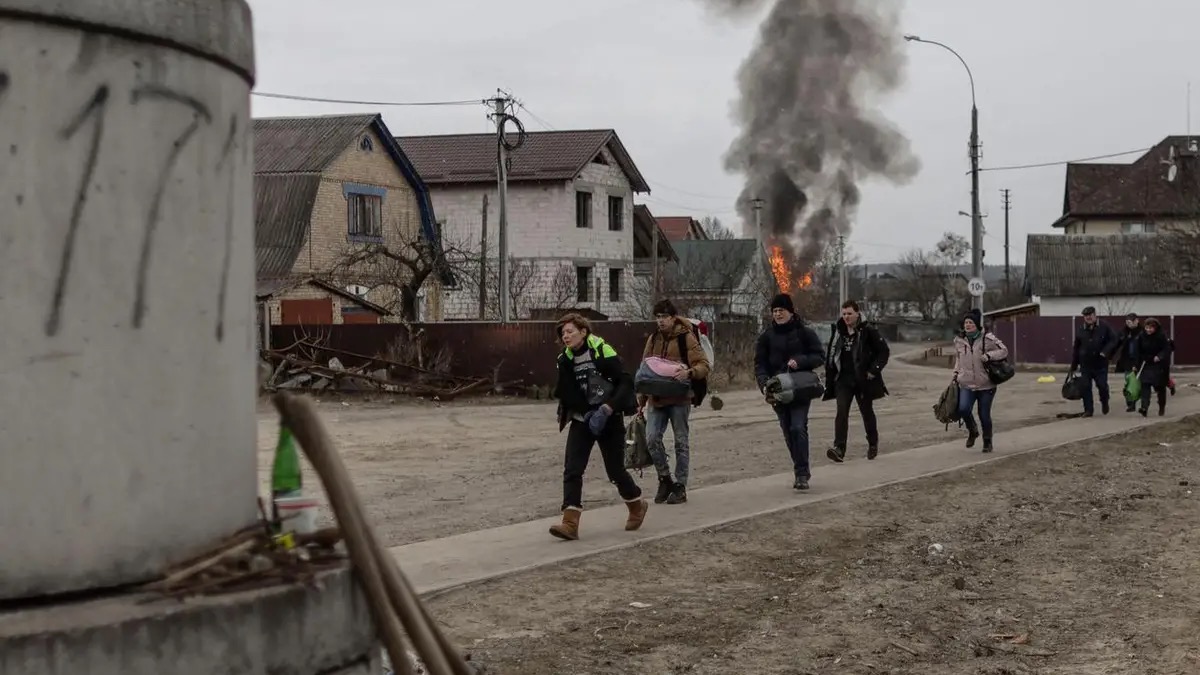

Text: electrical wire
xmin=252 ymin=91 xmax=486 ymax=107
xmin=980 ymin=147 xmax=1151 ymax=172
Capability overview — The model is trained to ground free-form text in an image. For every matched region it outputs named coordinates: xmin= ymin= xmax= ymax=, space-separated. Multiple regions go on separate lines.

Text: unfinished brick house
xmin=395 ymin=129 xmax=651 ymax=320
xmin=253 ymin=113 xmax=446 ymax=325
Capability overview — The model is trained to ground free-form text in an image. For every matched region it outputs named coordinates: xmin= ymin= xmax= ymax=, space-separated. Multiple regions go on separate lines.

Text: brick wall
xmin=431 ymin=146 xmax=638 ymax=320
xmin=287 ymin=126 xmax=443 ymax=320
xmin=264 ymin=282 xmax=352 ymax=325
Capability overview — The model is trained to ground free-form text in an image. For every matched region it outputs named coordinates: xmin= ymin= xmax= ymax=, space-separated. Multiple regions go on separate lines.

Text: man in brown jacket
xmin=638 ymin=299 xmax=711 ymax=504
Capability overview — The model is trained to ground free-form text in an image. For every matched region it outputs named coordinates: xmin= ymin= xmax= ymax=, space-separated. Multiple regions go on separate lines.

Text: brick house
xmin=1053 ymin=136 xmax=1200 ymax=235
xmin=254 ymin=113 xmax=445 ymax=325
xmin=395 ymin=129 xmax=651 ymax=320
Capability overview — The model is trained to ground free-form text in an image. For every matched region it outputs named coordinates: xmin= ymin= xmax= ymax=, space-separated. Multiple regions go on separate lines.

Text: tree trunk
xmin=399 ymin=285 xmax=419 ymax=322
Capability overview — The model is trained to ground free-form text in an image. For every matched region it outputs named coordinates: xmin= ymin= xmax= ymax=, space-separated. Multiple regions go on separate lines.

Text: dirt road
xmin=256 ymin=346 xmax=1161 ymax=547
xmin=428 ymin=416 xmax=1200 ymax=674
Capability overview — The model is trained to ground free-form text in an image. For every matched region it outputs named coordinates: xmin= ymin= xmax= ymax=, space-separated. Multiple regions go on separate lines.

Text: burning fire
xmin=768 ymin=245 xmax=813 ymax=293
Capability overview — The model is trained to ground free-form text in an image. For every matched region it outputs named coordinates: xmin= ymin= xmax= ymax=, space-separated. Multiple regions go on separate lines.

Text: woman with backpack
xmin=550 ymin=313 xmax=649 ymax=540
xmin=1132 ymin=317 xmax=1173 ymax=417
xmin=823 ymin=300 xmax=890 ymax=462
xmin=952 ymin=309 xmax=1009 ymax=452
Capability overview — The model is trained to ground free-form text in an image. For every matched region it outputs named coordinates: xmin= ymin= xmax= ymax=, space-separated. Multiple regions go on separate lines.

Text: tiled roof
xmin=395 ymin=129 xmax=650 ymax=192
xmin=656 ymin=216 xmax=700 ymax=242
xmin=253 ymin=114 xmax=378 ymax=174
xmin=671 ymin=239 xmax=761 ymax=290
xmin=1056 ymin=137 xmax=1200 ymax=224
xmin=1025 ymin=233 xmax=1197 ymax=296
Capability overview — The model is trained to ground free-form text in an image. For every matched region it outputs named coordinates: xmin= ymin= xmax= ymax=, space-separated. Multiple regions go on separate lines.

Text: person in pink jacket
xmin=952 ymin=309 xmax=1009 ymax=452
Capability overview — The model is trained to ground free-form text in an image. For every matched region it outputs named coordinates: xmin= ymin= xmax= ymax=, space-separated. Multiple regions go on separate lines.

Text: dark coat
xmin=1113 ymin=324 xmax=1142 ymax=373
xmin=1070 ymin=321 xmax=1119 ymax=371
xmin=554 ymin=333 xmax=636 ymax=431
xmin=753 ymin=317 xmax=825 ymax=390
xmin=822 ymin=319 xmax=890 ymax=401
xmin=1132 ymin=330 xmax=1173 ymax=387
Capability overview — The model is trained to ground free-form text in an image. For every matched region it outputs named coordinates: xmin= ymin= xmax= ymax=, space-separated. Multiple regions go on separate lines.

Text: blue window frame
xmin=343 ymin=183 xmax=386 ymax=242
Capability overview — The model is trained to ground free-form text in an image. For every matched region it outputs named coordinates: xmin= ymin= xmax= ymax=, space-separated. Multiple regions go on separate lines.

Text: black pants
xmin=562 ymin=414 xmax=642 ymax=511
xmin=1140 ymin=383 xmax=1168 ymax=412
xmin=833 ymin=380 xmax=878 ymax=448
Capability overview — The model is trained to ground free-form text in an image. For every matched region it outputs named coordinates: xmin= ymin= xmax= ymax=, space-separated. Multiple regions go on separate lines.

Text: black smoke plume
xmin=710 ymin=0 xmax=920 ymax=268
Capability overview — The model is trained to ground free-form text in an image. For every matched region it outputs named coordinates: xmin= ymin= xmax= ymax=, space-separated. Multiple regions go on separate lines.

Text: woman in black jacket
xmin=754 ymin=294 xmax=826 ymax=491
xmin=1132 ymin=317 xmax=1172 ymax=417
xmin=823 ymin=300 xmax=890 ymax=462
xmin=549 ymin=313 xmax=647 ymax=540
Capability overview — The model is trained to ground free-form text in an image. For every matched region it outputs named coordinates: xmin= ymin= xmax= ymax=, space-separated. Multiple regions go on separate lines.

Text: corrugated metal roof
xmin=671 ymin=239 xmax=760 ymax=290
xmin=254 ymin=173 xmax=321 ymax=278
xmin=253 ymin=114 xmax=377 ymax=173
xmin=1025 ymin=233 xmax=1197 ymax=296
xmin=395 ymin=129 xmax=651 ymax=192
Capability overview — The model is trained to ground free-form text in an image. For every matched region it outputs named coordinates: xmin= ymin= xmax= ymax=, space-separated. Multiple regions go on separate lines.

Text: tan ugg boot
xmin=549 ymin=507 xmax=581 ymax=540
xmin=624 ymin=498 xmax=649 ymax=531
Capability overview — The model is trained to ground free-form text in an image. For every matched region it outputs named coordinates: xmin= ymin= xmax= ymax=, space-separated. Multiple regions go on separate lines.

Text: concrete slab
xmin=0 ymin=566 xmax=378 ymax=675
xmin=394 ymin=398 xmax=1200 ymax=597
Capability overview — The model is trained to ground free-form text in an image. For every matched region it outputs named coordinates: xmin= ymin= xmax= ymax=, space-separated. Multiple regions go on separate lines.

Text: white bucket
xmin=275 ymin=495 xmax=321 ymax=535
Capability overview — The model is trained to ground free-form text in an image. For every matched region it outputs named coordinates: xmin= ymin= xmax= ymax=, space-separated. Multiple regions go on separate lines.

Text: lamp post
xmin=905 ymin=34 xmax=984 ymax=314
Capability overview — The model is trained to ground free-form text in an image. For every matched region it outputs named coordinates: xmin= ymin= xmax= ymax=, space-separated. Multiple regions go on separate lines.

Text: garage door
xmin=280 ymin=298 xmax=333 ymax=325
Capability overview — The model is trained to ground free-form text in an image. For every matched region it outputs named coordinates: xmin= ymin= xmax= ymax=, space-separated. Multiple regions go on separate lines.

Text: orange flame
xmin=769 ymin=245 xmax=814 ymax=293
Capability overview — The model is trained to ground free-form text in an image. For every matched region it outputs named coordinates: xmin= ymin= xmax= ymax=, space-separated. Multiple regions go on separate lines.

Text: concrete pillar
xmin=0 ymin=0 xmax=258 ymax=600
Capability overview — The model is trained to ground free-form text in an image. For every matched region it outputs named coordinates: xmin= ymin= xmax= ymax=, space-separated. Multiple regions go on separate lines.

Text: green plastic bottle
xmin=271 ymin=425 xmax=302 ymax=522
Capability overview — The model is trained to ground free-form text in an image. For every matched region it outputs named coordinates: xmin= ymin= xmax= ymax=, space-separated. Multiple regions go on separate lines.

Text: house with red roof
xmin=395 ymin=129 xmax=655 ymax=320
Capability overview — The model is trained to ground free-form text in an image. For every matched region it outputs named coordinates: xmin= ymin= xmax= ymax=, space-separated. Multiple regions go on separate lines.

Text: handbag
xmin=624 ymin=415 xmax=653 ymax=471
xmin=1061 ymin=373 xmax=1084 ymax=401
xmin=983 ymin=358 xmax=1015 ymax=385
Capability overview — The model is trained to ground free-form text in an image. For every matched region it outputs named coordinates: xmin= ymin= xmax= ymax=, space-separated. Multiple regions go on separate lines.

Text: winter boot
xmin=793 ymin=477 xmax=810 ymax=491
xmin=867 ymin=445 xmax=879 ymax=460
xmin=1159 ymin=400 xmax=1167 ymax=417
xmin=624 ymin=499 xmax=649 ymax=531
xmin=549 ymin=507 xmax=581 ymax=540
xmin=982 ymin=436 xmax=993 ymax=453
xmin=654 ymin=476 xmax=673 ymax=504
xmin=1101 ymin=399 xmax=1110 ymax=415
xmin=1139 ymin=407 xmax=1148 ymax=418
xmin=1126 ymin=401 xmax=1136 ymax=412
xmin=666 ymin=483 xmax=687 ymax=505
xmin=965 ymin=428 xmax=979 ymax=448
xmin=826 ymin=445 xmax=846 ymax=463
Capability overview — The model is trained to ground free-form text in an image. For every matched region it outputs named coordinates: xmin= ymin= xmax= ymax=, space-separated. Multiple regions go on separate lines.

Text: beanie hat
xmin=770 ymin=293 xmax=795 ymax=313
xmin=962 ymin=308 xmax=983 ymax=330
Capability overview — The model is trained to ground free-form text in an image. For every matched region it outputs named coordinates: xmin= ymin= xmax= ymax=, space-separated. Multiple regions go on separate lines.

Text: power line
xmin=252 ymin=91 xmax=486 ymax=107
xmin=981 ymin=147 xmax=1150 ymax=172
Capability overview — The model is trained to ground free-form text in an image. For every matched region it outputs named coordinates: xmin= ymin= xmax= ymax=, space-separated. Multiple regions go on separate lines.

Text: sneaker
xmin=793 ymin=478 xmax=810 ymax=491
xmin=654 ymin=476 xmax=673 ymax=504
xmin=666 ymin=483 xmax=687 ymax=504
xmin=867 ymin=445 xmax=879 ymax=460
xmin=826 ymin=445 xmax=846 ymax=463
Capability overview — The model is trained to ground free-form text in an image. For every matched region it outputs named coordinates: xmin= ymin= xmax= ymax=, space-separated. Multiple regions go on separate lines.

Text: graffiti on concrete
xmin=215 ymin=114 xmax=238 ymax=342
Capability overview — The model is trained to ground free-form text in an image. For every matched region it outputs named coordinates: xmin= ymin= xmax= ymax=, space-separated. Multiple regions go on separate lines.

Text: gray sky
xmin=248 ymin=0 xmax=1200 ymax=266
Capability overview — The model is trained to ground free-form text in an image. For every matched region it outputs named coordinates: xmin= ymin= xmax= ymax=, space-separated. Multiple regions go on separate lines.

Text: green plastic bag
xmin=1123 ymin=371 xmax=1142 ymax=403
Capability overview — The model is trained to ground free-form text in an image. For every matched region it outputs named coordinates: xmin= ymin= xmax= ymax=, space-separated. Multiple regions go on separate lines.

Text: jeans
xmin=773 ymin=399 xmax=812 ymax=479
xmin=644 ymin=404 xmax=691 ymax=486
xmin=958 ymin=387 xmax=996 ymax=438
xmin=562 ymin=414 xmax=642 ymax=511
xmin=833 ymin=381 xmax=878 ymax=448
xmin=1078 ymin=366 xmax=1110 ymax=415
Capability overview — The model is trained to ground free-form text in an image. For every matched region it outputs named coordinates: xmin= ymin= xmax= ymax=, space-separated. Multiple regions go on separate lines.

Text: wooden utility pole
xmin=491 ymin=92 xmax=512 ymax=322
xmin=1000 ymin=188 xmax=1011 ymax=296
xmin=479 ymin=194 xmax=488 ymax=319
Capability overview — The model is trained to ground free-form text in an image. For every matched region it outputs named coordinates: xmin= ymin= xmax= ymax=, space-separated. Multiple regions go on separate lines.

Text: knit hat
xmin=962 ymin=308 xmax=983 ymax=330
xmin=770 ymin=293 xmax=795 ymax=313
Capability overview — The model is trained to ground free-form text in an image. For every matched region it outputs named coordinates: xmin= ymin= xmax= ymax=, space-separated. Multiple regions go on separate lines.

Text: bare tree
xmin=701 ymin=216 xmax=739 ymax=240
xmin=893 ymin=249 xmax=944 ymax=321
xmin=935 ymin=231 xmax=969 ymax=265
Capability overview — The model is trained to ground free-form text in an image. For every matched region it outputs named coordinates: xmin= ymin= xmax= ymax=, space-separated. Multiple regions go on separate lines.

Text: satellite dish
xmin=1167 ymin=163 xmax=1178 ymax=182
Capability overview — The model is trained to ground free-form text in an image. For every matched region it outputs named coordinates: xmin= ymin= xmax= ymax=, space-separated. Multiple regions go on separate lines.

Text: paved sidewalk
xmin=394 ymin=397 xmax=1199 ymax=596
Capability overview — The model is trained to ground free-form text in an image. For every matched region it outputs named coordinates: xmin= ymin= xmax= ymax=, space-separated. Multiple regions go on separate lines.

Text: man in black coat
xmin=1112 ymin=313 xmax=1143 ymax=412
xmin=823 ymin=300 xmax=890 ymax=462
xmin=1068 ymin=306 xmax=1119 ymax=417
xmin=754 ymin=293 xmax=826 ymax=491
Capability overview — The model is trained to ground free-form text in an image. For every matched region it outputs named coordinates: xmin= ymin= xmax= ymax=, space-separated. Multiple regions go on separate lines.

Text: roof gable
xmin=253 ymin=114 xmax=378 ymax=174
xmin=395 ymin=129 xmax=651 ymax=192
xmin=1025 ymin=233 xmax=1197 ymax=296
xmin=1057 ymin=136 xmax=1200 ymax=222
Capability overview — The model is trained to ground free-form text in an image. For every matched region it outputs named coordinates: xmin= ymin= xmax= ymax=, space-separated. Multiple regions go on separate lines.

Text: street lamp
xmin=905 ymin=34 xmax=984 ymax=313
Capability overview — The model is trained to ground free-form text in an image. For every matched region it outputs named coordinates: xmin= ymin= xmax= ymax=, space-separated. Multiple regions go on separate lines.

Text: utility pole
xmin=478 ymin=193 xmax=488 ymax=319
xmin=651 ymin=216 xmax=660 ymax=300
xmin=1000 ymin=188 xmax=1011 ymax=297
xmin=750 ymin=197 xmax=766 ymax=290
xmin=969 ymin=104 xmax=984 ymax=315
xmin=837 ymin=234 xmax=847 ymax=308
xmin=490 ymin=92 xmax=512 ymax=323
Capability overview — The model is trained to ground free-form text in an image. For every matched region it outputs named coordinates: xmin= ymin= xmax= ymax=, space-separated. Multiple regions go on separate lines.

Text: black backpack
xmin=676 ymin=328 xmax=709 ymax=408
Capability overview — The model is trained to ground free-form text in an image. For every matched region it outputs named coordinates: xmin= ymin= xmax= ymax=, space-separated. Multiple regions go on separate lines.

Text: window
xmin=359 ymin=135 xmax=374 ymax=152
xmin=575 ymin=191 xmax=592 ymax=228
xmin=608 ymin=268 xmax=622 ymax=302
xmin=347 ymin=192 xmax=383 ymax=240
xmin=608 ymin=196 xmax=624 ymax=231
xmin=576 ymin=266 xmax=592 ymax=302
xmin=1121 ymin=222 xmax=1156 ymax=234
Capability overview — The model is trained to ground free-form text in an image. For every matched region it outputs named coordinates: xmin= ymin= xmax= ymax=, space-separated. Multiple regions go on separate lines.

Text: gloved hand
xmin=587 ymin=406 xmax=611 ymax=435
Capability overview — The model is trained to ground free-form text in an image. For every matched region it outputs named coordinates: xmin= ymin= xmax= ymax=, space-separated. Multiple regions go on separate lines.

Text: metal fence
xmin=990 ymin=315 xmax=1199 ymax=366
